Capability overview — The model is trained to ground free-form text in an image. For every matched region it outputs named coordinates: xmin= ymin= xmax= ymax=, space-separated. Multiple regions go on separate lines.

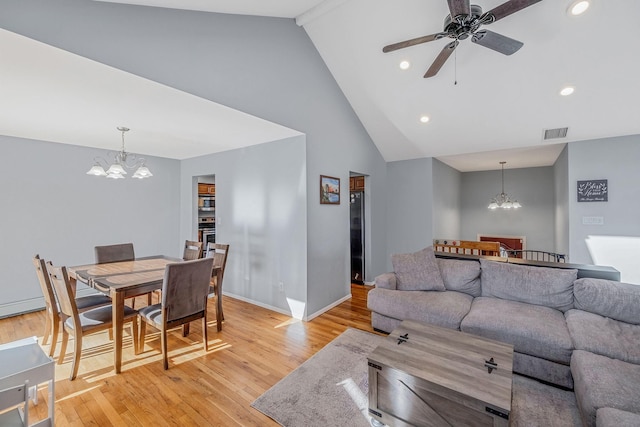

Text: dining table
xmin=67 ymin=255 xmax=223 ymax=374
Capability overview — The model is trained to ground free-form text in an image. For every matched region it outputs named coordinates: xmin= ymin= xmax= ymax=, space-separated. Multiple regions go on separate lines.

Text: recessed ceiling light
xmin=568 ymin=0 xmax=589 ymax=16
xmin=420 ymin=115 xmax=430 ymax=123
xmin=399 ymin=60 xmax=411 ymax=70
xmin=560 ymin=86 xmax=575 ymax=96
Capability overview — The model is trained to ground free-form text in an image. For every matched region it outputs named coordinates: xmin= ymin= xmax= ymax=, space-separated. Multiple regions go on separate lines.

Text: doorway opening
xmin=197 ymin=175 xmax=216 ymax=250
xmin=350 ymin=173 xmax=366 ymax=284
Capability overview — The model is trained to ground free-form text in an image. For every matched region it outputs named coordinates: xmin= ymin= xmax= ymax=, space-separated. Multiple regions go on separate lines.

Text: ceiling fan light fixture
xmin=420 ymin=115 xmax=430 ymax=123
xmin=560 ymin=86 xmax=575 ymax=96
xmin=568 ymin=0 xmax=589 ymax=16
xmin=399 ymin=60 xmax=411 ymax=70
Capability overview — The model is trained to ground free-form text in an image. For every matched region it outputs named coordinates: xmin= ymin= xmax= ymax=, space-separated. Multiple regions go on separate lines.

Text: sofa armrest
xmin=374 ymin=272 xmax=397 ymax=290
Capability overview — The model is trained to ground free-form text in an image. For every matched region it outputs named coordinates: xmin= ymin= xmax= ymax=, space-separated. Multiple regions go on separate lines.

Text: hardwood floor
xmin=0 ymin=284 xmax=380 ymax=426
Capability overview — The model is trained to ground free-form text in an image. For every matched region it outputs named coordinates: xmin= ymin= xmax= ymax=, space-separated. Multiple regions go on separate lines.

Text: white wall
xmin=385 ymin=158 xmax=434 ymax=271
xmin=568 ymin=135 xmax=640 ymax=283
xmin=0 ymin=135 xmax=180 ymax=316
xmin=432 ymin=159 xmax=461 ymax=241
xmin=460 ymin=167 xmax=556 ymax=253
xmin=180 ymin=136 xmax=307 ymax=317
xmin=1 ymin=0 xmax=388 ymax=318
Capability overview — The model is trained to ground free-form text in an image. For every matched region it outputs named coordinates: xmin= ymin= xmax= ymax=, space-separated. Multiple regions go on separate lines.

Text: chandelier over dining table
xmin=86 ymin=127 xmax=153 ymax=179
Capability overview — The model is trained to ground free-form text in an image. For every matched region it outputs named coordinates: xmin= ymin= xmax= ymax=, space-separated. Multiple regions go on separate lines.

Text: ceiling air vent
xmin=543 ymin=127 xmax=569 ymax=140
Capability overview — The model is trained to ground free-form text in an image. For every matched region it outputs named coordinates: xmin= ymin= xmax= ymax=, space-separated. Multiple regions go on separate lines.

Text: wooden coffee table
xmin=368 ymin=320 xmax=514 ymax=427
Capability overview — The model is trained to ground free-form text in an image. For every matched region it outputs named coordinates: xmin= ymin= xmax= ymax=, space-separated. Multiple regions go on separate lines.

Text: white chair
xmin=0 ymin=381 xmax=29 ymax=427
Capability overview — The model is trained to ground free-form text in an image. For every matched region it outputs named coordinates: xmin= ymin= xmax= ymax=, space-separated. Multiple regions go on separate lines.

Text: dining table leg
xmin=111 ymin=289 xmax=125 ymax=373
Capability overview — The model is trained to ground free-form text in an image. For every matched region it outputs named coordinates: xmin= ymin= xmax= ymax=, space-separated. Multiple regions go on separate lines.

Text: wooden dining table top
xmin=68 ymin=255 xmax=181 ymax=286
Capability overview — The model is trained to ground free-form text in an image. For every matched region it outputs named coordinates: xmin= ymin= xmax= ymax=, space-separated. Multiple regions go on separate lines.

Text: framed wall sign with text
xmin=577 ymin=179 xmax=608 ymax=202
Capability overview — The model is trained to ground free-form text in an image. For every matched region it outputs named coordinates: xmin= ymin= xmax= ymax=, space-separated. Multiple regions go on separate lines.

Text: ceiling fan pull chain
xmin=454 ymin=45 xmax=458 ymax=85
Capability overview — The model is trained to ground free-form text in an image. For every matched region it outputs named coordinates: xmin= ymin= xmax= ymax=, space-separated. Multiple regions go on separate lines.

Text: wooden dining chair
xmin=0 ymin=381 xmax=29 ymax=427
xmin=183 ymin=240 xmax=203 ymax=261
xmin=46 ymin=262 xmax=139 ymax=380
xmin=95 ymin=243 xmax=151 ymax=308
xmin=138 ymin=257 xmax=214 ymax=370
xmin=33 ymin=254 xmax=111 ymax=357
xmin=206 ymin=243 xmax=230 ymax=321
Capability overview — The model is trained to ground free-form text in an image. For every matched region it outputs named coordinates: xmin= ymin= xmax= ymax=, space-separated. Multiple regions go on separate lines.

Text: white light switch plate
xmin=582 ymin=216 xmax=604 ymax=225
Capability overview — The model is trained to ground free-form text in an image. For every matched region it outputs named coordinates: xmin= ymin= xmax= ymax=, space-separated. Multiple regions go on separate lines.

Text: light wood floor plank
xmin=0 ymin=284 xmax=378 ymax=426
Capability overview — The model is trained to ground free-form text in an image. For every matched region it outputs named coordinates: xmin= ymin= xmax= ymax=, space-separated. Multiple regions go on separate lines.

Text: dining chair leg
xmin=42 ymin=314 xmax=52 ymax=345
xmin=182 ymin=323 xmax=190 ymax=337
xmin=131 ymin=318 xmax=139 ymax=355
xmin=146 ymin=293 xmax=152 ymax=306
xmin=70 ymin=332 xmax=83 ymax=380
xmin=58 ymin=329 xmax=69 ymax=365
xmin=138 ymin=321 xmax=146 ymax=353
xmin=202 ymin=310 xmax=208 ymax=352
xmin=48 ymin=319 xmax=60 ymax=358
xmin=161 ymin=329 xmax=169 ymax=370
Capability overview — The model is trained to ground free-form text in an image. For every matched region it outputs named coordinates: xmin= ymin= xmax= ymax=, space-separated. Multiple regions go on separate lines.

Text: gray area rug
xmin=252 ymin=328 xmax=582 ymax=427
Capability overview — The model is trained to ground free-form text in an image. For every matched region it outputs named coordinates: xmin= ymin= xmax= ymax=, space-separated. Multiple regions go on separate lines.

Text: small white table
xmin=0 ymin=337 xmax=54 ymax=427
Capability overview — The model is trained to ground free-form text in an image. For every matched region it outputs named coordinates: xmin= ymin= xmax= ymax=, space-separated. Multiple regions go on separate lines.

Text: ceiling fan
xmin=383 ymin=0 xmax=542 ymax=78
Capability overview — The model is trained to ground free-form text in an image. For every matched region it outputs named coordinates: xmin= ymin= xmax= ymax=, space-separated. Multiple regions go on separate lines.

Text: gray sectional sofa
xmin=368 ymin=247 xmax=640 ymax=427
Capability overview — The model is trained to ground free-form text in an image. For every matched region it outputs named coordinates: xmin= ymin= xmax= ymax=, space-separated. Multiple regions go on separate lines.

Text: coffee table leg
xmin=112 ymin=290 xmax=124 ymax=373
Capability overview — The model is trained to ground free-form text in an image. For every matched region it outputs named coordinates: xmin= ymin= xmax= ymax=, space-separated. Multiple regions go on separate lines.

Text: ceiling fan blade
xmin=472 ymin=30 xmax=523 ymax=55
xmin=382 ymin=33 xmax=446 ymax=53
xmin=447 ymin=0 xmax=471 ymax=20
xmin=424 ymin=40 xmax=459 ymax=78
xmin=484 ymin=0 xmax=542 ymax=23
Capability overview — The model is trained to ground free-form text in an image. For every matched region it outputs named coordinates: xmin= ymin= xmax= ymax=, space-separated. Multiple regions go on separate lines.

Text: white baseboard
xmin=222 ymin=292 xmax=352 ymax=322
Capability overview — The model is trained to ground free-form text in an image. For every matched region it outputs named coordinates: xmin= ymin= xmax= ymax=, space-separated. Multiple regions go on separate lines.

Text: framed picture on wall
xmin=320 ymin=175 xmax=340 ymax=205
xmin=577 ymin=179 xmax=608 ymax=202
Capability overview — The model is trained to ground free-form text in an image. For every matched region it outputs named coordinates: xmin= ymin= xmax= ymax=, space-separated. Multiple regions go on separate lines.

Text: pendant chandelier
xmin=86 ymin=127 xmax=153 ymax=179
xmin=488 ymin=161 xmax=521 ymax=210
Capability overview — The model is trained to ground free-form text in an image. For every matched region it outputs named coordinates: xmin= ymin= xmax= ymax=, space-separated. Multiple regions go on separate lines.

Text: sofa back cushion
xmin=437 ymin=258 xmax=481 ymax=297
xmin=480 ymin=259 xmax=576 ymax=312
xmin=391 ymin=246 xmax=445 ymax=291
xmin=573 ymin=278 xmax=640 ymax=325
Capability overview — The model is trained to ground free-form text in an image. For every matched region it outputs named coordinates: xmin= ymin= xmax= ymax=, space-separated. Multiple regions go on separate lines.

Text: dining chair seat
xmin=65 ymin=305 xmax=138 ymax=332
xmin=75 ymin=294 xmax=113 ymax=311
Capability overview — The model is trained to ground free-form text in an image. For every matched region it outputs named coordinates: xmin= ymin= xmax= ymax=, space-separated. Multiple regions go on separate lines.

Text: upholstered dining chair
xmin=95 ymin=243 xmax=151 ymax=308
xmin=205 ymin=243 xmax=230 ymax=321
xmin=33 ymin=254 xmax=111 ymax=357
xmin=183 ymin=240 xmax=203 ymax=261
xmin=46 ymin=262 xmax=139 ymax=380
xmin=138 ymin=257 xmax=214 ymax=370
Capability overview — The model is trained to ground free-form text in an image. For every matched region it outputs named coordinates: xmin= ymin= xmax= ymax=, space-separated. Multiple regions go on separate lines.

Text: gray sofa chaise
xmin=367 ymin=246 xmax=640 ymax=427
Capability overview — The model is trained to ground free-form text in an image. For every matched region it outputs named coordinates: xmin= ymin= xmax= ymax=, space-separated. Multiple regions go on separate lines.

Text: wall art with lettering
xmin=577 ymin=180 xmax=608 ymax=202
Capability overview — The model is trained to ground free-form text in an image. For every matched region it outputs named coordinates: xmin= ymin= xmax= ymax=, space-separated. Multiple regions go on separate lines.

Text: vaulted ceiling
xmin=2 ymin=0 xmax=639 ymax=171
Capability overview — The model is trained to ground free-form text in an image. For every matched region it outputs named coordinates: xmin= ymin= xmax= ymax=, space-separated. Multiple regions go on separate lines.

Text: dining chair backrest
xmin=95 ymin=243 xmax=135 ymax=264
xmin=45 ymin=262 xmax=79 ymax=322
xmin=161 ymin=258 xmax=214 ymax=323
xmin=183 ymin=240 xmax=203 ymax=261
xmin=206 ymin=243 xmax=230 ymax=281
xmin=0 ymin=381 xmax=29 ymax=427
xmin=32 ymin=254 xmax=57 ymax=316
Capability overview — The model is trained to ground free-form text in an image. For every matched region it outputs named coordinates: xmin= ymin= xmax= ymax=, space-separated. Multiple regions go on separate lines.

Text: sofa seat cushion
xmin=566 ymin=309 xmax=640 ymax=364
xmin=572 ymin=350 xmax=640 ymax=427
xmin=574 ymin=278 xmax=640 ymax=325
xmin=596 ymin=408 xmax=640 ymax=427
xmin=436 ymin=258 xmax=481 ymax=297
xmin=460 ymin=297 xmax=573 ymax=364
xmin=480 ymin=259 xmax=577 ymax=312
xmin=367 ymin=287 xmax=473 ymax=330
xmin=391 ymin=246 xmax=445 ymax=291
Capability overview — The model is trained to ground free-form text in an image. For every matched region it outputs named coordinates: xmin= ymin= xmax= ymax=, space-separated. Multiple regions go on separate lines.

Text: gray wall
xmin=567 ymin=135 xmax=640 ymax=283
xmin=0 ymin=135 xmax=180 ymax=316
xmin=554 ymin=146 xmax=570 ymax=256
xmin=180 ymin=137 xmax=308 ymax=316
xmin=0 ymin=0 xmax=388 ymax=317
xmin=461 ymin=167 xmax=556 ymax=253
xmin=385 ymin=158 xmax=434 ymax=271
xmin=432 ymin=159 xmax=461 ymax=241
